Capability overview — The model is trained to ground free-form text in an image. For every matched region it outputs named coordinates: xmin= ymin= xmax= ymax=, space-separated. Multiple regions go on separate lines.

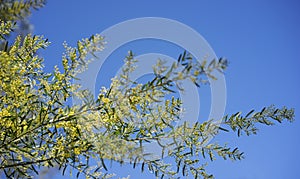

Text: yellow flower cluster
xmin=0 ymin=108 xmax=10 ymax=117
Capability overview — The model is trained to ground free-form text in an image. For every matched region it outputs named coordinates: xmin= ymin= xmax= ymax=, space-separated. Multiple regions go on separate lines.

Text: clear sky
xmin=30 ymin=1 xmax=300 ymax=179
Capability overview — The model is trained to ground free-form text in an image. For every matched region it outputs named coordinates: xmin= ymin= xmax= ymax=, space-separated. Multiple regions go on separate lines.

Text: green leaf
xmin=218 ymin=127 xmax=229 ymax=132
xmin=245 ymin=109 xmax=254 ymax=118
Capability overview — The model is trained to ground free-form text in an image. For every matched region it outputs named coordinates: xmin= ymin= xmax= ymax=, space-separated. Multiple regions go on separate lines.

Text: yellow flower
xmin=0 ymin=109 xmax=10 ymax=117
xmin=177 ymin=72 xmax=183 ymax=80
xmin=58 ymin=108 xmax=64 ymax=114
xmin=69 ymin=111 xmax=75 ymax=116
xmin=74 ymin=148 xmax=81 ymax=155
xmin=23 ymin=125 xmax=28 ymax=131
xmin=102 ymin=97 xmax=110 ymax=104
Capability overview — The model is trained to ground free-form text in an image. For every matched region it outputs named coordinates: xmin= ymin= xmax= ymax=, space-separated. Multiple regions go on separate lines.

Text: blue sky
xmin=30 ymin=1 xmax=300 ymax=178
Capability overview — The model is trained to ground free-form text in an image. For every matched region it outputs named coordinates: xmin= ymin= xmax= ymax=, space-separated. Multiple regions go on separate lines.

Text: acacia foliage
xmin=0 ymin=1 xmax=295 ymax=179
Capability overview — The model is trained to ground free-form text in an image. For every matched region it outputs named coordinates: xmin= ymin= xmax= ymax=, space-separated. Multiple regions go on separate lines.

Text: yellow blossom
xmin=0 ymin=109 xmax=10 ymax=117
xmin=102 ymin=97 xmax=110 ymax=103
xmin=74 ymin=148 xmax=81 ymax=155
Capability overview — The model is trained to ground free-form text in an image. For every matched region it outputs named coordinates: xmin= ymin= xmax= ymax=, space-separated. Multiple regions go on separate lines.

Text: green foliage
xmin=0 ymin=0 xmax=46 ymax=22
xmin=0 ymin=1 xmax=295 ymax=179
